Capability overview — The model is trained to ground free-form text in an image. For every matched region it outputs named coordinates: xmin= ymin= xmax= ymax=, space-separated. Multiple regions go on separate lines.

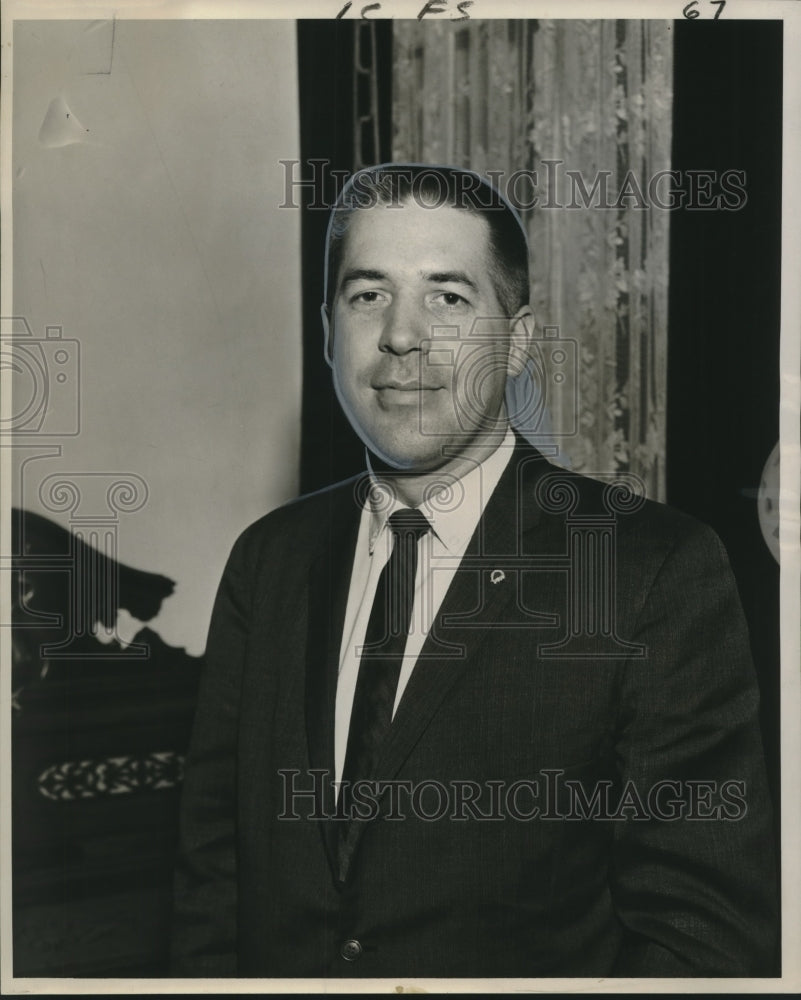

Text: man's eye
xmin=351 ymin=290 xmax=383 ymax=305
xmin=434 ymin=292 xmax=469 ymax=308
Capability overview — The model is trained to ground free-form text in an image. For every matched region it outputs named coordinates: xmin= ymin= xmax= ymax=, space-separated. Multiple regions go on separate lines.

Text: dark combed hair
xmin=324 ymin=163 xmax=530 ymax=317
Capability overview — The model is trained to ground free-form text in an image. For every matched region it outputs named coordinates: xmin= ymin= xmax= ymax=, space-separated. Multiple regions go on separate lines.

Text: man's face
xmin=324 ymin=201 xmax=532 ymax=472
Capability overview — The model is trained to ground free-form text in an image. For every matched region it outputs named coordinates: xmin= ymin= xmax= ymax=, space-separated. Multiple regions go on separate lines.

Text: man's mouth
xmin=374 ymin=380 xmax=443 ymax=391
xmin=372 ymin=381 xmax=443 ymax=406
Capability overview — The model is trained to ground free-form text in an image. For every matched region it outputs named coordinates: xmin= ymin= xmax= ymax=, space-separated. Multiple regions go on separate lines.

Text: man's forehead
xmin=338 ymin=201 xmax=492 ymax=267
xmin=344 ymin=198 xmax=488 ymax=232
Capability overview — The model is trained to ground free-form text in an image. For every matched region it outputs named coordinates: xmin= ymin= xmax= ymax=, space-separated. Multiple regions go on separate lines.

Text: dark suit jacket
xmin=171 ymin=437 xmax=778 ymax=978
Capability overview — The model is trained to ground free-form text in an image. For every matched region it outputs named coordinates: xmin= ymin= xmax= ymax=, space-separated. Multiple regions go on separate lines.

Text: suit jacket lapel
xmin=338 ymin=438 xmax=555 ymax=873
xmin=304 ymin=477 xmax=364 ymax=877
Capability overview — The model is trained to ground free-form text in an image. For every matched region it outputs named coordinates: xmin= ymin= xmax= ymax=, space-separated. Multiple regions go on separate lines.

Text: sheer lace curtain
xmin=393 ymin=20 xmax=673 ymax=499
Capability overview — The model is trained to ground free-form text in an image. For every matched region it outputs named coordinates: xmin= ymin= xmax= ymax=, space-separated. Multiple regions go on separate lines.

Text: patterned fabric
xmin=393 ymin=19 xmax=672 ymax=499
xmin=37 ymin=751 xmax=184 ymax=800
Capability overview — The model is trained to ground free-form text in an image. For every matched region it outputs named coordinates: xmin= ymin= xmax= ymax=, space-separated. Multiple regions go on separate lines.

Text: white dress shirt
xmin=334 ymin=426 xmax=516 ymax=789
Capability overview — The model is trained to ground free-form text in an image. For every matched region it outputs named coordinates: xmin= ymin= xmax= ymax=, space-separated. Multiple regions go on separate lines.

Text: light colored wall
xmin=12 ymin=20 xmax=302 ymax=655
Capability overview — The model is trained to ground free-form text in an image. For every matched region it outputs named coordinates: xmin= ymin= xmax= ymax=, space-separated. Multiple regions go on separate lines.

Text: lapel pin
xmin=490 ymin=569 xmax=506 ymax=585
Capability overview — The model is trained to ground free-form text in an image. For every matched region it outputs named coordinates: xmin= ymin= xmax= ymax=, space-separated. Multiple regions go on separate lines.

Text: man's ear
xmin=321 ymin=303 xmax=333 ymax=368
xmin=506 ymin=305 xmax=535 ymax=377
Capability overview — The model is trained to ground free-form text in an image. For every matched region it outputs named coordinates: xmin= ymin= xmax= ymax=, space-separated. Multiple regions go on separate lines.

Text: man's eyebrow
xmin=339 ymin=267 xmax=480 ymax=293
xmin=340 ymin=268 xmax=387 ymax=286
xmin=424 ymin=270 xmax=479 ymax=293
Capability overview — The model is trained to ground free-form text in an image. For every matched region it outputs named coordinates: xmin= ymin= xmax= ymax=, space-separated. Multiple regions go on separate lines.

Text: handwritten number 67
xmin=683 ymin=0 xmax=726 ymax=19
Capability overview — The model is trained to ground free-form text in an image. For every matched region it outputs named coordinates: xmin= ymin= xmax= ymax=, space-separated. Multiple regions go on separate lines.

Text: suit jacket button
xmin=341 ymin=939 xmax=363 ymax=961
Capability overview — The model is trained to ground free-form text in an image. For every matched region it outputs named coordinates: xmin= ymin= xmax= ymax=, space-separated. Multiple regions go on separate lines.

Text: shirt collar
xmin=364 ymin=426 xmax=516 ymax=554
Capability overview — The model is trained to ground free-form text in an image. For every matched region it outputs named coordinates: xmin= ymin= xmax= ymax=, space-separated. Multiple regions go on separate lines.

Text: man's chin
xmin=365 ymin=442 xmax=448 ymax=476
xmin=362 ymin=424 xmax=508 ymax=476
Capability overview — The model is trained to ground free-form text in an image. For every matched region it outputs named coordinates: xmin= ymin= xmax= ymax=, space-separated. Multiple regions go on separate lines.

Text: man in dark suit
xmin=171 ymin=164 xmax=778 ymax=979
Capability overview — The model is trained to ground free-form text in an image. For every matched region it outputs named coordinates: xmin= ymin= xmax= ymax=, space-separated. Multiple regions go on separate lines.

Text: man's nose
xmin=378 ymin=297 xmax=429 ymax=355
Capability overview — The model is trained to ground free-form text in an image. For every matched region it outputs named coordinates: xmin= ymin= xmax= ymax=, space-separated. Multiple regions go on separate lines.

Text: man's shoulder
xmin=515 ymin=456 xmax=736 ymax=622
xmin=515 ymin=448 xmax=724 ymax=559
xmin=233 ymin=473 xmax=365 ymax=552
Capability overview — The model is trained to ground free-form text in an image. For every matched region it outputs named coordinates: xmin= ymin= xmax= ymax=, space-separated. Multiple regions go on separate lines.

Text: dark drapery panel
xmin=667 ymin=19 xmax=782 ymax=850
xmin=297 ymin=20 xmax=393 ymax=494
